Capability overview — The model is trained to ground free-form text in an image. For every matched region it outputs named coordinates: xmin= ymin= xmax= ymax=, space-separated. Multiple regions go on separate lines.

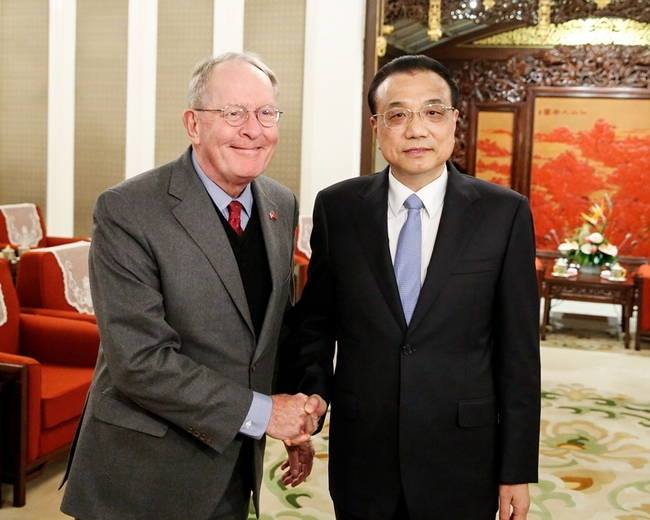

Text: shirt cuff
xmin=239 ymin=392 xmax=272 ymax=440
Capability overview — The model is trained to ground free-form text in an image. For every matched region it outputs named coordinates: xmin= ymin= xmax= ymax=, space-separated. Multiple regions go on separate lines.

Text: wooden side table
xmin=540 ymin=263 xmax=636 ymax=348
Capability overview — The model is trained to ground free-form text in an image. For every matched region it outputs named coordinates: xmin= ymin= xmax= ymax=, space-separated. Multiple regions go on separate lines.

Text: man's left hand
xmin=281 ymin=440 xmax=316 ymax=487
xmin=498 ymin=483 xmax=530 ymax=520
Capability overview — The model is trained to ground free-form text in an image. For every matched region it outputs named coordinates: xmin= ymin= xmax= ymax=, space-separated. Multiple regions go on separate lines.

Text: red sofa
xmin=0 ymin=259 xmax=99 ymax=506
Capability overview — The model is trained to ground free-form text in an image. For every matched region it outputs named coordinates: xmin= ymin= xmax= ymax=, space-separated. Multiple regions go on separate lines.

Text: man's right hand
xmin=266 ymin=393 xmax=327 ymax=444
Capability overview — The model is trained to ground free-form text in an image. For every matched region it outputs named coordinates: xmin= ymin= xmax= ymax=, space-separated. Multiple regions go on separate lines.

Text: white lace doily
xmin=297 ymin=215 xmax=313 ymax=259
xmin=0 ymin=203 xmax=44 ymax=247
xmin=39 ymin=241 xmax=94 ymax=315
xmin=0 ymin=281 xmax=7 ymax=327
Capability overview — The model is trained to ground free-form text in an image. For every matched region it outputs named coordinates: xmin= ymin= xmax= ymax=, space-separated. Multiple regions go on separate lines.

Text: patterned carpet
xmin=2 ymin=331 xmax=647 ymax=519
xmin=250 ymin=335 xmax=650 ymax=520
xmin=535 ymin=383 xmax=650 ymax=519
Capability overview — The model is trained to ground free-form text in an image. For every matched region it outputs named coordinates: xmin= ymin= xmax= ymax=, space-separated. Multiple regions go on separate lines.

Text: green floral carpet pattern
xmin=250 ymin=340 xmax=650 ymax=519
xmin=251 ymin=419 xmax=334 ymax=520
xmin=533 ymin=384 xmax=650 ymax=519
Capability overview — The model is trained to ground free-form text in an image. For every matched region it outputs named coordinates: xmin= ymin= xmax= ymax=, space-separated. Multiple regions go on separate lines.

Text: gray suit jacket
xmin=61 ymin=147 xmax=298 ymax=520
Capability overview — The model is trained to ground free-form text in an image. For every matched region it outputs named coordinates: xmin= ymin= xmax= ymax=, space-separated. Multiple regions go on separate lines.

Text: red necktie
xmin=227 ymin=201 xmax=244 ymax=236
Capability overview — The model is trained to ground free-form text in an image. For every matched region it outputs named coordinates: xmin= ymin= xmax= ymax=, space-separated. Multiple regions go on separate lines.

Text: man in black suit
xmin=280 ymin=55 xmax=541 ymax=519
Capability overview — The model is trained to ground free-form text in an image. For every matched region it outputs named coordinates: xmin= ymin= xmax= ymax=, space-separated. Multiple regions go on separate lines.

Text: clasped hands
xmin=266 ymin=393 xmax=326 ymax=488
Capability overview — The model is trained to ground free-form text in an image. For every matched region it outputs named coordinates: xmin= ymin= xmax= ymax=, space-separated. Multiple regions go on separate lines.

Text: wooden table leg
xmin=624 ymin=304 xmax=630 ymax=349
xmin=0 ymin=365 xmax=28 ymax=507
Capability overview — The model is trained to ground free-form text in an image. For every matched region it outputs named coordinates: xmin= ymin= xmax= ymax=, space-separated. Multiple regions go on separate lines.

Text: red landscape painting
xmin=529 ymin=96 xmax=650 ymax=258
xmin=474 ymin=110 xmax=515 ymax=188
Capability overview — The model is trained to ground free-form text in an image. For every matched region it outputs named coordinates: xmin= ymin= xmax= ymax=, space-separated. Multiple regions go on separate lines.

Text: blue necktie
xmin=394 ymin=194 xmax=423 ymax=325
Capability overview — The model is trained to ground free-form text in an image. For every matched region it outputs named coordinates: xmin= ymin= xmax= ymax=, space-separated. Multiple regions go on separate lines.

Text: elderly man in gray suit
xmin=60 ymin=52 xmax=325 ymax=520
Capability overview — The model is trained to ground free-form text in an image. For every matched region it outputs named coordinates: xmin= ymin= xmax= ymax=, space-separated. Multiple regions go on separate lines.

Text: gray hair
xmin=187 ymin=52 xmax=280 ymax=109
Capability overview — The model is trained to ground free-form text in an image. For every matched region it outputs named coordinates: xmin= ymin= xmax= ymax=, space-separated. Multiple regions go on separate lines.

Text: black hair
xmin=367 ymin=55 xmax=459 ymax=115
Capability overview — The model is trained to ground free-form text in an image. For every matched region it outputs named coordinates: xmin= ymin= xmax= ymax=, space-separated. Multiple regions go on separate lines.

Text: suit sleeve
xmin=493 ymin=196 xmax=541 ymax=483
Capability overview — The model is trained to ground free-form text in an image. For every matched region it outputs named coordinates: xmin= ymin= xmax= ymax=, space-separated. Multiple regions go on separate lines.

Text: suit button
xmin=251 ymin=364 xmax=257 ymax=373
xmin=402 ymin=345 xmax=413 ymax=355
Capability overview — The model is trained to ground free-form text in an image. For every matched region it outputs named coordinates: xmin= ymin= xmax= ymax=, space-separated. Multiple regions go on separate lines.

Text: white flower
xmin=598 ymin=243 xmax=618 ymax=257
xmin=580 ymin=243 xmax=597 ymax=255
xmin=586 ymin=232 xmax=604 ymax=244
xmin=558 ymin=241 xmax=578 ymax=252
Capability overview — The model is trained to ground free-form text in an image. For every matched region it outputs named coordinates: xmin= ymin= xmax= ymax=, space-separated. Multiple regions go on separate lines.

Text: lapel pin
xmin=269 ymin=211 xmax=277 ymax=220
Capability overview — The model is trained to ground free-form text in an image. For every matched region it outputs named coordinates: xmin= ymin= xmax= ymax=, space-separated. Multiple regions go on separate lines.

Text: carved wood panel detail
xmin=447 ymin=44 xmax=650 ymax=170
xmin=384 ymin=0 xmax=650 ymax=26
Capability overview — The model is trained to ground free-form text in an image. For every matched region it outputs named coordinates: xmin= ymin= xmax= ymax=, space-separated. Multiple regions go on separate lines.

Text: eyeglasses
xmin=194 ymin=104 xmax=282 ymax=127
xmin=373 ymin=104 xmax=455 ymax=128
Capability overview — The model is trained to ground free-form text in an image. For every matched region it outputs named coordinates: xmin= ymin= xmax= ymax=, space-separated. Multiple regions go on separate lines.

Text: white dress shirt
xmin=387 ymin=167 xmax=448 ymax=285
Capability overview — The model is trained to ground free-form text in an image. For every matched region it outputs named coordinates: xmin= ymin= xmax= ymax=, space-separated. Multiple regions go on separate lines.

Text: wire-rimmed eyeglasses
xmin=373 ymin=103 xmax=455 ymax=128
xmin=194 ymin=104 xmax=283 ymax=128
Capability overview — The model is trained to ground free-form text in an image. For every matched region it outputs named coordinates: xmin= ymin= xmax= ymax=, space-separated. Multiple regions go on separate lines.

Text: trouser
xmin=210 ymin=437 xmax=254 ymax=520
xmin=334 ymin=487 xmax=410 ymax=520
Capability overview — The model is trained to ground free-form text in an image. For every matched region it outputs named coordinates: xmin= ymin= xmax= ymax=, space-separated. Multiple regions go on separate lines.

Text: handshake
xmin=266 ymin=393 xmax=327 ymax=445
xmin=266 ymin=393 xmax=327 ymax=487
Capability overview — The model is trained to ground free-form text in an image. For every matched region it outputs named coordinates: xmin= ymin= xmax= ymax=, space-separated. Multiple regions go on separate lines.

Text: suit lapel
xmin=351 ymin=169 xmax=406 ymax=327
xmin=408 ymin=164 xmax=483 ymax=331
xmin=168 ymin=149 xmax=254 ymax=335
xmin=250 ymin=179 xmax=285 ymax=360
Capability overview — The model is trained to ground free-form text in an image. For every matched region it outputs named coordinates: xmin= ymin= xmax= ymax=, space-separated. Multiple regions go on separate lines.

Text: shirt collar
xmin=191 ymin=150 xmax=253 ymax=217
xmin=388 ymin=166 xmax=448 ymax=218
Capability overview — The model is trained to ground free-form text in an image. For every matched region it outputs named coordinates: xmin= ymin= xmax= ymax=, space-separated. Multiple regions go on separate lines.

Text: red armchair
xmin=294 ymin=216 xmax=312 ymax=300
xmin=294 ymin=247 xmax=309 ymax=301
xmin=0 ymin=258 xmax=99 ymax=506
xmin=16 ymin=241 xmax=95 ymax=323
xmin=635 ymin=263 xmax=650 ymax=350
xmin=0 ymin=203 xmax=88 ymax=251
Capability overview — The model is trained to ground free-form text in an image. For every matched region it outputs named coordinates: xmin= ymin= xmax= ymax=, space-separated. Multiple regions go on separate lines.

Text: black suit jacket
xmin=281 ymin=164 xmax=541 ymax=519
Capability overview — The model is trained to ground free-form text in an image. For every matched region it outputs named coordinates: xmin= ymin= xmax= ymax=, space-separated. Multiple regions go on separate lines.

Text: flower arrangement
xmin=557 ymin=195 xmax=618 ymax=269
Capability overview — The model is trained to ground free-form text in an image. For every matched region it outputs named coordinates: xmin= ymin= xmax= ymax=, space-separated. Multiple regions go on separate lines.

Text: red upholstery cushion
xmin=20 ymin=307 xmax=96 ymax=323
xmin=637 ymin=264 xmax=650 ymax=332
xmin=16 ymin=250 xmax=73 ymax=311
xmin=19 ymin=313 xmax=99 ymax=367
xmin=39 ymin=415 xmax=83 ymax=459
xmin=40 ymin=364 xmax=93 ymax=429
xmin=16 ymin=244 xmax=94 ymax=325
